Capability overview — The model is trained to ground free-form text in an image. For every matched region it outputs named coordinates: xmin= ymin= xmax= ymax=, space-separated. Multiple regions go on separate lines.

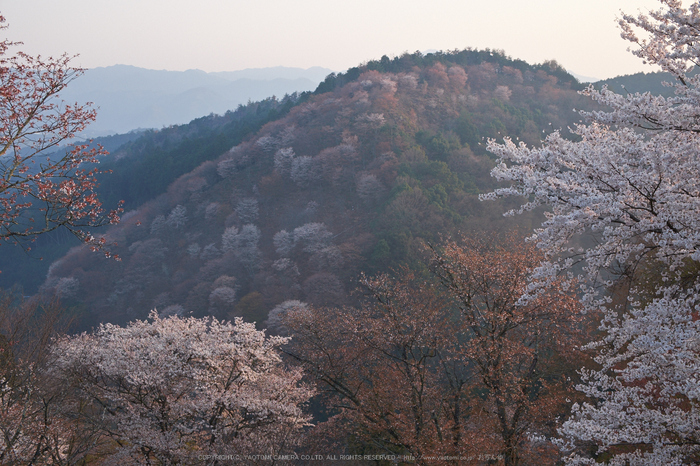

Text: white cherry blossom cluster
xmin=50 ymin=311 xmax=313 ymax=464
xmin=485 ymin=1 xmax=700 ymax=464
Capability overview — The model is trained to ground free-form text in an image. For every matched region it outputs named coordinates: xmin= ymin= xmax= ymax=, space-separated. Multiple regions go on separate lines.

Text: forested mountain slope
xmin=593 ymin=68 xmax=700 ymax=96
xmin=40 ymin=50 xmax=599 ymax=329
xmin=0 ymin=96 xmax=305 ymax=293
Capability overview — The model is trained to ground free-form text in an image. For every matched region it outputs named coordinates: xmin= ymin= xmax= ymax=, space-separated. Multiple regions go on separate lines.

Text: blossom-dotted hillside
xmin=486 ymin=1 xmax=700 ymax=463
xmin=42 ymin=49 xmax=595 ymax=329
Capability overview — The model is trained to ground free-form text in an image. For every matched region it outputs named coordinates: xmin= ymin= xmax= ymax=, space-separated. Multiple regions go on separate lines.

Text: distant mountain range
xmin=61 ymin=65 xmax=334 ymax=137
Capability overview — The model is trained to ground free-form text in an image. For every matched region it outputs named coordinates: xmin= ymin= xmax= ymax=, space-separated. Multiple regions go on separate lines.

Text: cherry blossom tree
xmin=290 ymin=156 xmax=320 ymax=187
xmin=356 ymin=173 xmax=386 ymax=205
xmin=0 ymin=15 xmax=121 ymax=252
xmin=222 ymin=224 xmax=262 ymax=273
xmin=274 ymin=147 xmax=295 ymax=175
xmin=235 ymin=198 xmax=259 ymax=224
xmin=273 ymin=223 xmax=334 ymax=260
xmin=51 ymin=311 xmax=313 ymax=465
xmin=273 ymin=229 xmax=295 ymax=257
xmin=485 ymin=1 xmax=700 ymax=463
xmin=265 ymin=300 xmax=308 ymax=336
xmin=166 ymin=205 xmax=187 ymax=229
xmin=208 ymin=285 xmax=237 ymax=314
xmin=293 ymin=222 xmax=333 ymax=254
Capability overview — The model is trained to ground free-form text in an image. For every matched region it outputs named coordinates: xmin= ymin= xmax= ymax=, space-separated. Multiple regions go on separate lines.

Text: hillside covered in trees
xmin=39 ymin=49 xmax=598 ymax=329
xmin=0 ymin=94 xmax=309 ymax=293
xmin=8 ymin=0 xmax=700 ymax=461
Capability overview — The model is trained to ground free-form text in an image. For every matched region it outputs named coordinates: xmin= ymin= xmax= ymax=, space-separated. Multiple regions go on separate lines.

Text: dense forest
xmin=35 ymin=49 xmax=597 ymax=330
xmin=1 ymin=47 xmax=604 ymax=465
xmin=0 ymin=94 xmax=304 ymax=292
xmin=5 ymin=1 xmax=700 ymax=458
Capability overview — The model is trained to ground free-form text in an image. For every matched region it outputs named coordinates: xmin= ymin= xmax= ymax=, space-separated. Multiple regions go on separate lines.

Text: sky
xmin=1 ymin=0 xmax=664 ymax=81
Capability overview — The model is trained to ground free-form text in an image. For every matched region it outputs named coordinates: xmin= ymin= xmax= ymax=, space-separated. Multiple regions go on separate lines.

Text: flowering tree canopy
xmin=485 ymin=1 xmax=700 ymax=464
xmin=51 ymin=312 xmax=313 ymax=464
xmin=0 ymin=15 xmax=120 ymax=252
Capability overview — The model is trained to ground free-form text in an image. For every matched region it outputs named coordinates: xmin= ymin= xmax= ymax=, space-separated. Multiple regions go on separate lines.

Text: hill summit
xmin=42 ymin=49 xmax=597 ymax=328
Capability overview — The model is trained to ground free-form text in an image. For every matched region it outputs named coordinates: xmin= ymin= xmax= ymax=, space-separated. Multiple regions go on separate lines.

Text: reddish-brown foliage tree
xmin=429 ymin=236 xmax=588 ymax=465
xmin=0 ymin=294 xmax=103 ymax=465
xmin=0 ymin=16 xmax=120 ymax=252
xmin=285 ymin=235 xmax=588 ymax=465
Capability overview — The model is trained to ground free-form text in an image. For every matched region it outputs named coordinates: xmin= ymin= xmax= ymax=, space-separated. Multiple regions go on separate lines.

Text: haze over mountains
xmin=61 ymin=65 xmax=333 ymax=137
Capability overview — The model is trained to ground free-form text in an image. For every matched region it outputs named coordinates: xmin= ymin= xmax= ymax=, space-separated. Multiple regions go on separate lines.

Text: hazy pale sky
xmin=1 ymin=0 xmax=663 ymax=80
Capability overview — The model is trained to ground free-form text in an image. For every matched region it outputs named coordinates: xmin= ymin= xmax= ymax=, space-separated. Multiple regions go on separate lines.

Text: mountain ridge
xmin=60 ymin=65 xmax=334 ymax=136
xmin=39 ymin=49 xmax=601 ymax=329
xmin=4 ymin=51 xmax=683 ymax=303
